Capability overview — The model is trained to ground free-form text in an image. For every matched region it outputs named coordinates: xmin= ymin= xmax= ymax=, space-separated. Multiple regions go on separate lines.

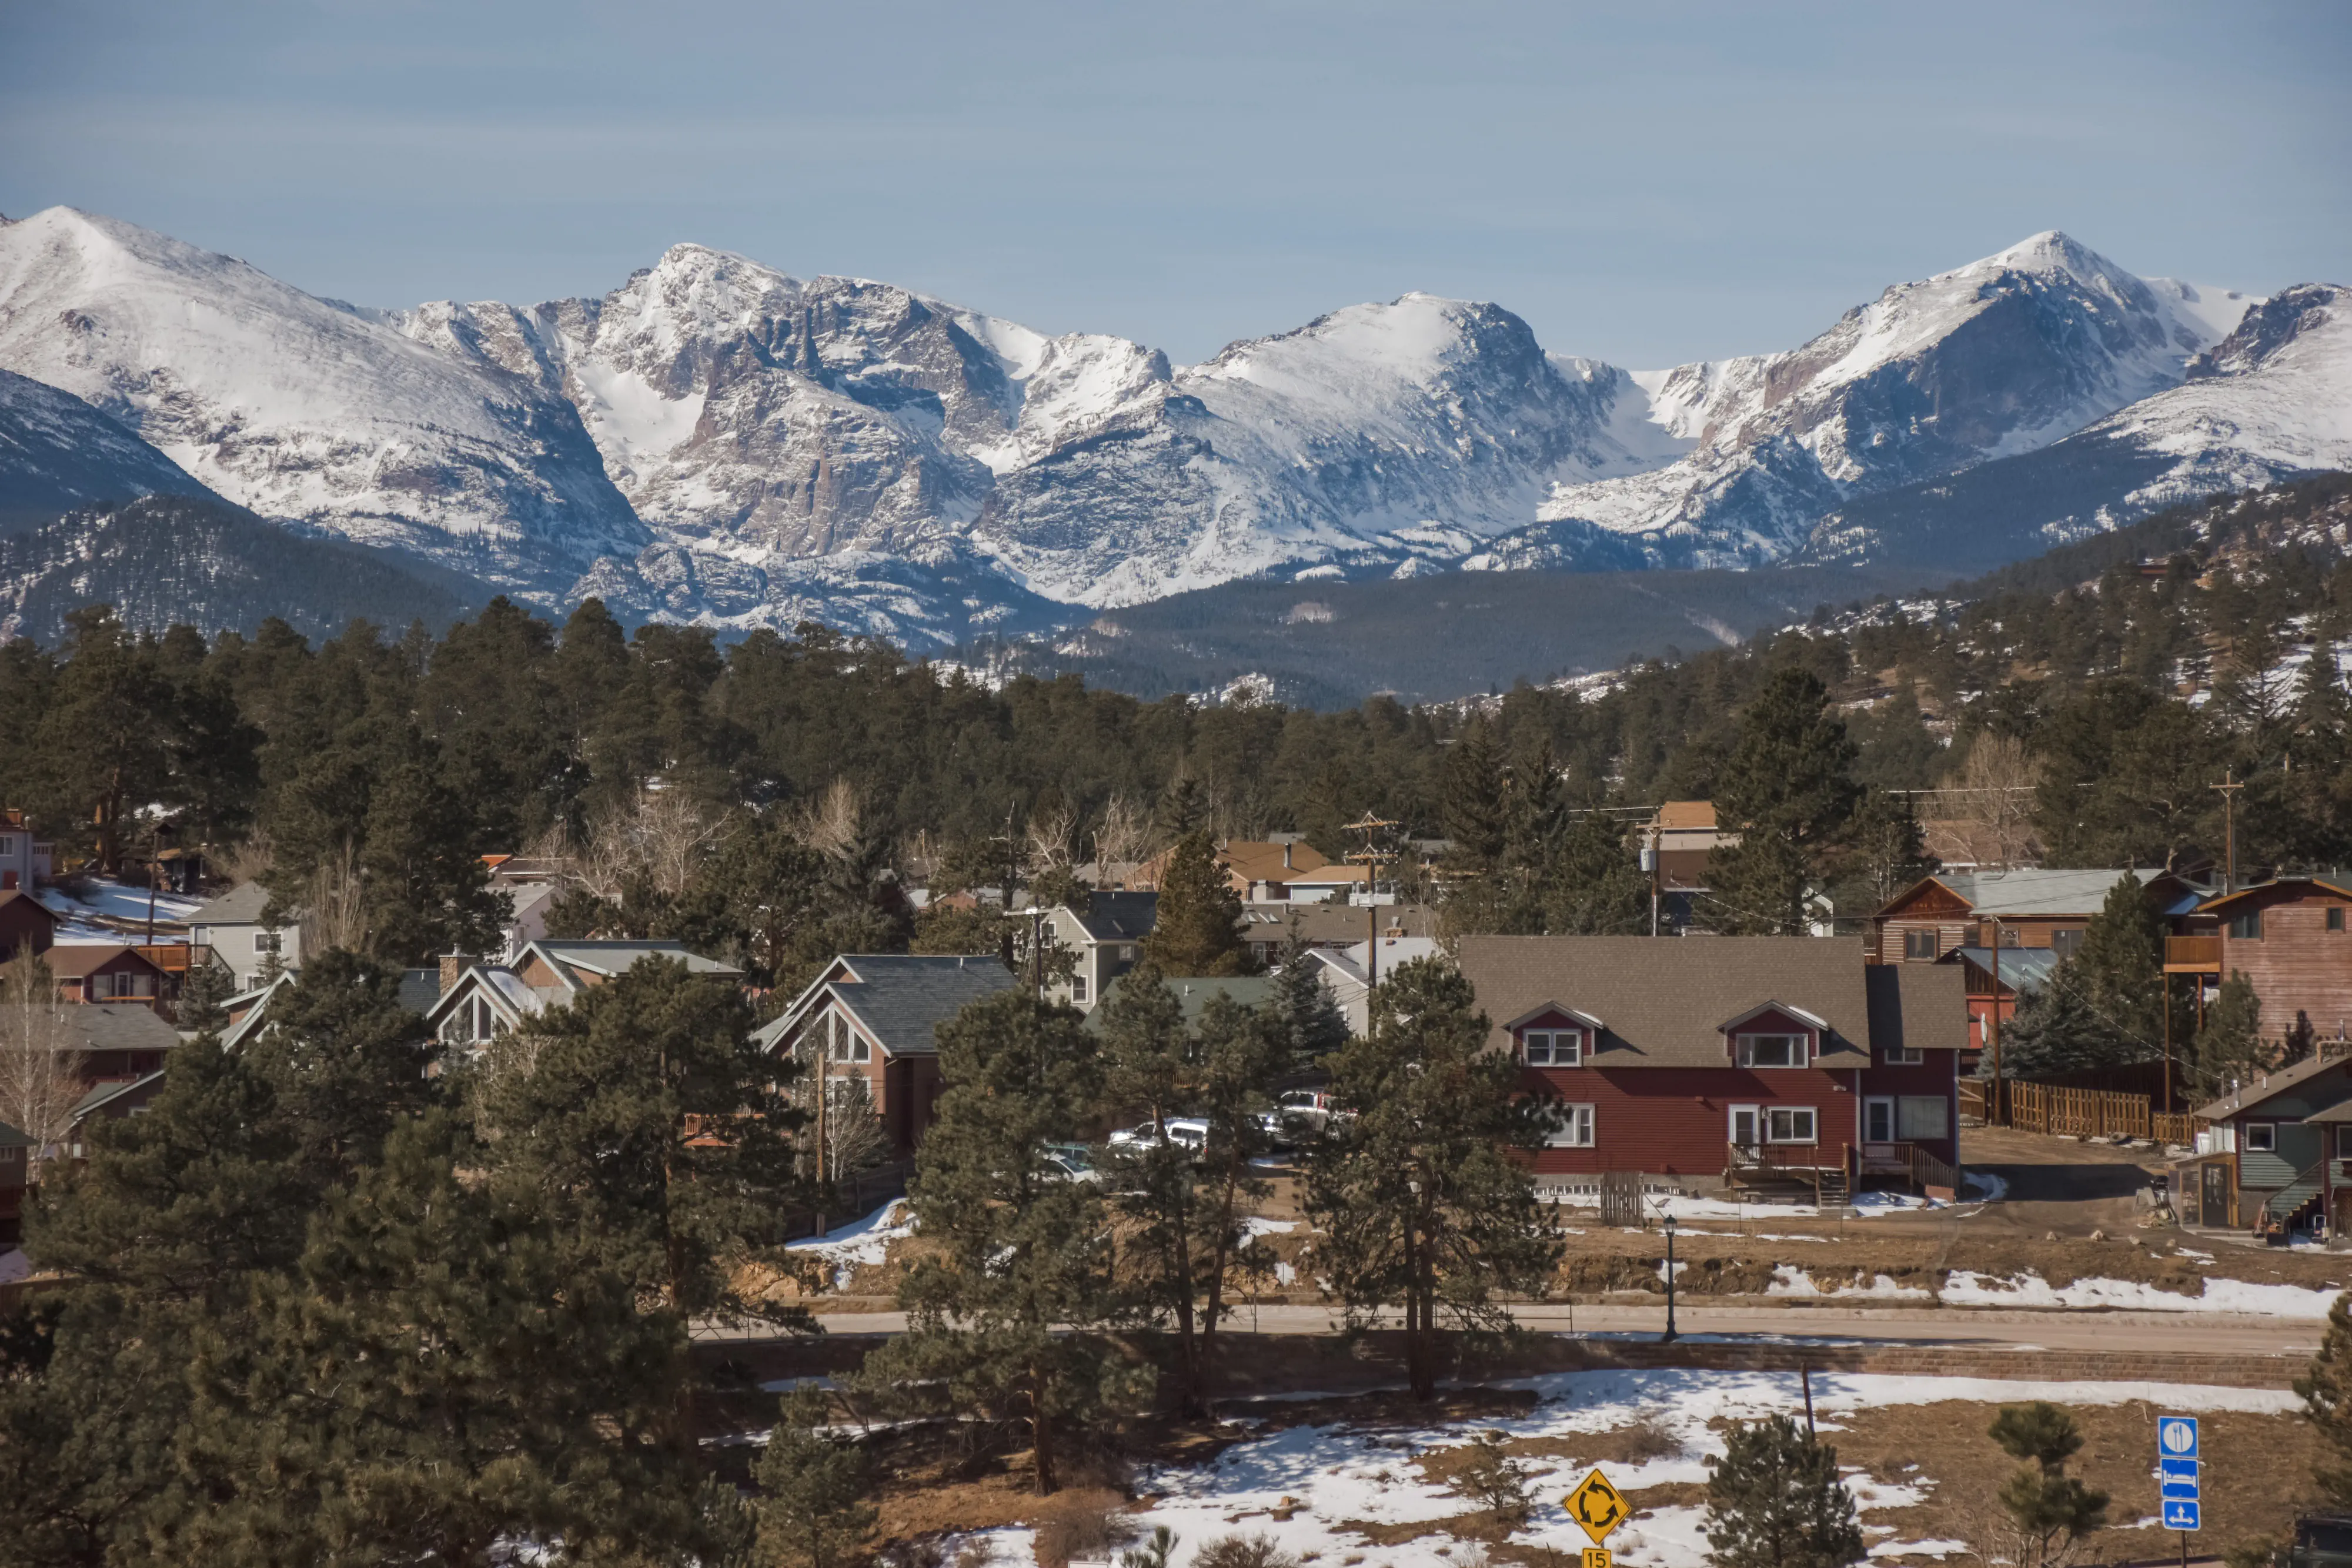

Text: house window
xmin=1864 ymin=1096 xmax=1894 ymax=1142
xmin=2228 ymin=912 xmax=2263 ymax=940
xmin=254 ymin=931 xmax=280 ymax=954
xmin=1902 ymin=930 xmax=1938 ymax=960
xmin=1897 ymin=1096 xmax=1950 ymax=1140
xmin=1998 ymin=927 xmax=2023 ymax=947
xmin=1545 ymin=1104 xmax=1596 ymax=1147
xmin=1070 ymin=974 xmax=1090 ymax=1004
xmin=1736 ymin=1033 xmax=1808 ymax=1069
xmin=1883 ymin=1044 xmax=1923 ymax=1066
xmin=1765 ymin=1107 xmax=1818 ymax=1145
xmin=2052 ymin=929 xmax=2084 ymax=958
xmin=1524 ymin=1029 xmax=1583 ymax=1068
xmin=2330 ymin=907 xmax=2345 ymax=933
xmin=2244 ymin=1122 xmax=2276 ymax=1152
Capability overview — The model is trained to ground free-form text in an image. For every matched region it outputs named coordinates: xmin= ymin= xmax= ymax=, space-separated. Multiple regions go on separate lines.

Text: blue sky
xmin=3 ymin=0 xmax=2346 ymax=367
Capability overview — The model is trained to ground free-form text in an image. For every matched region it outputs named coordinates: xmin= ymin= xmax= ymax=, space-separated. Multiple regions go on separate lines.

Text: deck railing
xmin=2165 ymin=936 xmax=2223 ymax=972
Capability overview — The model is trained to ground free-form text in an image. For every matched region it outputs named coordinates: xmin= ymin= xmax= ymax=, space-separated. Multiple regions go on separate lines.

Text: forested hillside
xmin=2 ymin=476 xmax=2347 ymax=980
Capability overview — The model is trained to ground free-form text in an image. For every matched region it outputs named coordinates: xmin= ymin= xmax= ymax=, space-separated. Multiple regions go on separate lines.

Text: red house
xmin=0 ymin=890 xmax=54 ymax=964
xmin=1458 ymin=936 xmax=1968 ymax=1202
xmin=755 ymin=954 xmax=1019 ymax=1156
xmin=45 ymin=945 xmax=169 ymax=1012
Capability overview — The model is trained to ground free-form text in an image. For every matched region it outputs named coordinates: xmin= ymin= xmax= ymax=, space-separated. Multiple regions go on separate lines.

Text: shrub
xmin=1445 ymin=1433 xmax=1534 ymax=1532
xmin=1031 ymin=1490 xmax=1136 ymax=1568
xmin=1193 ymin=1536 xmax=1299 ymax=1568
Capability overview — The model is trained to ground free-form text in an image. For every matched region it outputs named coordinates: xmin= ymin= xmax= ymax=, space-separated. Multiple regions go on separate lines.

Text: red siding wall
xmin=1517 ymin=1052 xmax=1959 ymax=1179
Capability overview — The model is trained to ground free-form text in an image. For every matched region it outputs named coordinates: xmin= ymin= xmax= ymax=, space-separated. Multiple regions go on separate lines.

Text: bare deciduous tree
xmin=818 ymin=1072 xmax=891 ymax=1183
xmin=1937 ymin=733 xmax=2042 ymax=870
xmin=1092 ymin=794 xmax=1154 ymax=888
xmin=794 ymin=780 xmax=861 ymax=865
xmin=561 ymin=787 xmax=738 ymax=900
xmin=1027 ymin=804 xmax=1078 ymax=879
xmin=0 ymin=953 xmax=88 ymax=1175
xmin=298 ymin=841 xmax=368 ymax=957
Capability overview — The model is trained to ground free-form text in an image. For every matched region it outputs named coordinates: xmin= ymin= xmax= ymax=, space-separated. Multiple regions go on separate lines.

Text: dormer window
xmin=1524 ymin=1029 xmax=1583 ymax=1068
xmin=1735 ymin=1033 xmax=1808 ymax=1069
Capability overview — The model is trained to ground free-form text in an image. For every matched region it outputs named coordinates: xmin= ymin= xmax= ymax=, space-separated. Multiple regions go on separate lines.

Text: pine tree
xmin=2296 ymin=1290 xmax=2352 ymax=1506
xmin=174 ymin=951 xmax=237 ymax=1035
xmin=1268 ymin=932 xmax=1352 ymax=1072
xmin=166 ymin=1112 xmax=727 ymax=1565
xmin=1987 ymin=1402 xmax=2109 ymax=1566
xmin=238 ymin=948 xmax=441 ymax=1188
xmin=1144 ymin=831 xmax=1252 ymax=977
xmin=1542 ymin=807 xmax=1650 ymax=935
xmin=1441 ymin=718 xmax=1509 ymax=873
xmin=2194 ymin=971 xmax=2267 ymax=1099
xmin=1706 ymin=670 xmax=1861 ymax=934
xmin=2068 ymin=877 xmax=2169 ymax=1049
xmin=1998 ymin=964 xmax=2139 ymax=1078
xmin=1702 ymin=1414 xmax=1865 ymax=1568
xmin=1304 ymin=958 xmax=1560 ymax=1400
xmin=756 ymin=1388 xmax=876 ymax=1568
xmin=855 ymin=990 xmax=1145 ymax=1491
xmin=473 ymin=957 xmax=809 ymax=1324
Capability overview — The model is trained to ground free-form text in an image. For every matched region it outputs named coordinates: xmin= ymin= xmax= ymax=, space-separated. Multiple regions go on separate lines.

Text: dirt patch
xmin=1814 ymin=1399 xmax=2326 ymax=1559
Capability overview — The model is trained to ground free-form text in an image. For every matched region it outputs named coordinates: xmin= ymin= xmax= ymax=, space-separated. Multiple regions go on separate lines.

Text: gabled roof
xmin=72 ymin=1070 xmax=165 ymax=1122
xmin=756 ymin=954 xmax=1018 ymax=1058
xmin=44 ymin=944 xmax=166 ymax=981
xmin=527 ymin=940 xmax=743 ymax=982
xmin=1880 ymin=867 xmax=2178 ymax=920
xmin=1070 ymin=891 xmax=1158 ymax=942
xmin=0 ymin=889 xmax=55 ymax=927
xmin=1499 ymin=1000 xmax=1606 ymax=1033
xmin=1307 ymin=938 xmax=1444 ymax=988
xmin=2196 ymin=876 xmax=2352 ymax=914
xmin=1457 ymin=936 xmax=1895 ymax=1068
xmin=185 ymin=882 xmax=273 ymax=925
xmin=1720 ymin=999 xmax=1831 ymax=1034
xmin=2194 ymin=1050 xmax=2352 ymax=1122
xmin=423 ymin=964 xmax=559 ymax=1032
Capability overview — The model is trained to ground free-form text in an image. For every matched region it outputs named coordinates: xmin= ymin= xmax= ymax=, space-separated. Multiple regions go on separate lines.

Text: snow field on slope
xmin=1084 ymin=1367 xmax=2297 ymax=1568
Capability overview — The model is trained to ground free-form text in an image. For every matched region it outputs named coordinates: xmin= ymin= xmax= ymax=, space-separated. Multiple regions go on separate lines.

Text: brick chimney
xmin=439 ymin=952 xmax=476 ymax=994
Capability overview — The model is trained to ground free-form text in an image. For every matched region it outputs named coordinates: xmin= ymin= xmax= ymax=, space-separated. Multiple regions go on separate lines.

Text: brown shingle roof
xmin=44 ymin=944 xmax=165 ymax=981
xmin=1457 ymin=935 xmax=1922 ymax=1068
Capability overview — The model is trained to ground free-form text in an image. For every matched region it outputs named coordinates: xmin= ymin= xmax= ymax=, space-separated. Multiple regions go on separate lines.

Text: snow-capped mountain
xmin=0 ymin=208 xmax=2340 ymax=648
xmin=0 ymin=365 xmax=218 ymax=527
xmin=0 ymin=208 xmax=644 ymax=591
xmin=1799 ymin=283 xmax=2352 ymax=573
xmin=1536 ymin=232 xmax=2260 ymax=563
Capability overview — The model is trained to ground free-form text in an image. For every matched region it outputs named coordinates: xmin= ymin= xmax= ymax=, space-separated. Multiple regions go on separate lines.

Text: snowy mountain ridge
xmin=0 ymin=207 xmax=2344 ymax=647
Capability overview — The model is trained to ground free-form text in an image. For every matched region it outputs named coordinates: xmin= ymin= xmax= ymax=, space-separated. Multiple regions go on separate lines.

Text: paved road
xmin=716 ymin=1301 xmax=2323 ymax=1359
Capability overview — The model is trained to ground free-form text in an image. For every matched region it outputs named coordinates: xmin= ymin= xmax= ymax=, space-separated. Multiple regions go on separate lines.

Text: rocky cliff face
xmin=0 ymin=366 xmax=219 ymax=528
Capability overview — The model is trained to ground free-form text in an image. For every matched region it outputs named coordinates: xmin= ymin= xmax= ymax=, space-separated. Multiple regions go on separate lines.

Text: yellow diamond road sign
xmin=1566 ymin=1467 xmax=1629 ymax=1544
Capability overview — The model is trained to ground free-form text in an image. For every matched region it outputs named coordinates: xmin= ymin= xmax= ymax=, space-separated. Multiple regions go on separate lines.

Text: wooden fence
xmin=1978 ymin=1081 xmax=2209 ymax=1145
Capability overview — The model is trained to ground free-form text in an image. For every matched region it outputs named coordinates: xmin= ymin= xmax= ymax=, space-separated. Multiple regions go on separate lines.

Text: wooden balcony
xmin=2164 ymin=936 xmax=2222 ymax=974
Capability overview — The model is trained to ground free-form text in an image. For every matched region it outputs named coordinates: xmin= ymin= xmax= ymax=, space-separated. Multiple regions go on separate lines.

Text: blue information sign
xmin=2159 ymin=1416 xmax=2200 ymax=1533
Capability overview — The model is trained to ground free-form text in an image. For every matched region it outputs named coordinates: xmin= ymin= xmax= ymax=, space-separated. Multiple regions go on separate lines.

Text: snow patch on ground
xmin=1129 ymin=1368 xmax=2290 ymax=1568
xmin=1941 ymin=1269 xmax=2341 ymax=1319
xmin=1767 ymin=1264 xmax=1933 ymax=1302
xmin=786 ymin=1199 xmax=913 ymax=1287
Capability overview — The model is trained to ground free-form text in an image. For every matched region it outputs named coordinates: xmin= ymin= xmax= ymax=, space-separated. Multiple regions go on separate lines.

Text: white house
xmin=1030 ymin=891 xmax=1158 ymax=1012
xmin=185 ymin=882 xmax=302 ymax=989
xmin=0 ymin=810 xmax=52 ymax=894
xmin=1303 ymin=935 xmax=1443 ymax=1035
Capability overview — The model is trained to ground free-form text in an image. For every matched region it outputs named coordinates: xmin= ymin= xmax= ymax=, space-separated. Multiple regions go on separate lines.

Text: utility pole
xmin=1646 ymin=817 xmax=1662 ymax=937
xmin=2211 ymin=770 xmax=2245 ymax=894
xmin=1988 ymin=916 xmax=2004 ymax=1127
xmin=1343 ymin=811 xmax=1400 ymax=996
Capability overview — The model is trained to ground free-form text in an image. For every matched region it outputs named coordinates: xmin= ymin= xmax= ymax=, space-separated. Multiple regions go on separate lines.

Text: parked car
xmin=1106 ymin=1118 xmax=1212 ymax=1155
xmin=2291 ymin=1512 xmax=2352 ymax=1567
xmin=1040 ymin=1141 xmax=1100 ymax=1182
xmin=1274 ymin=1088 xmax=1342 ymax=1136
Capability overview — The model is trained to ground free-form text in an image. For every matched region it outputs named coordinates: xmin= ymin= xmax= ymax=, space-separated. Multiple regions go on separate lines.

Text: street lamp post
xmin=1661 ymin=1213 xmax=1680 ymax=1343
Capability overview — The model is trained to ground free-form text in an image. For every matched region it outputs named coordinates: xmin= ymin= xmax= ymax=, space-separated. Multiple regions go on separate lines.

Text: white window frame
xmin=1070 ymin=972 xmax=1090 ymax=1004
xmin=1765 ymin=1106 xmax=1818 ymax=1145
xmin=1729 ymin=1104 xmax=1762 ymax=1148
xmin=2244 ymin=1122 xmax=2276 ymax=1152
xmin=1524 ymin=1028 xmax=1584 ymax=1068
xmin=1545 ymin=1103 xmax=1595 ymax=1148
xmin=1863 ymin=1095 xmax=1895 ymax=1144
xmin=1735 ymin=1032 xmax=1809 ymax=1069
xmin=1897 ymin=1095 xmax=1950 ymax=1141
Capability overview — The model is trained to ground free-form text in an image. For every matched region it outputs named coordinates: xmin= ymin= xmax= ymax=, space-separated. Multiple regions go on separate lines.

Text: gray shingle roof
xmin=1073 ymin=892 xmax=1158 ymax=942
xmin=1457 ymin=936 xmax=1909 ymax=1068
xmin=185 ymin=882 xmax=273 ymax=925
xmin=1869 ymin=965 xmax=1969 ymax=1057
xmin=61 ymin=1004 xmax=182 ymax=1054
xmin=2194 ymin=1050 xmax=2352 ymax=1121
xmin=534 ymin=940 xmax=743 ymax=979
xmin=0 ymin=1117 xmax=29 ymax=1150
xmin=759 ymin=955 xmax=1019 ymax=1058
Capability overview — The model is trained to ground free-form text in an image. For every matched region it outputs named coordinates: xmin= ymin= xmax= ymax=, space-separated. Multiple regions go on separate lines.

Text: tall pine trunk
xmin=1030 ymin=1359 xmax=1058 ymax=1494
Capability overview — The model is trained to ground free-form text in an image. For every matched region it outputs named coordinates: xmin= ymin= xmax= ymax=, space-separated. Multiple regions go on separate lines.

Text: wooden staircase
xmin=2260 ymin=1160 xmax=2326 ymax=1239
